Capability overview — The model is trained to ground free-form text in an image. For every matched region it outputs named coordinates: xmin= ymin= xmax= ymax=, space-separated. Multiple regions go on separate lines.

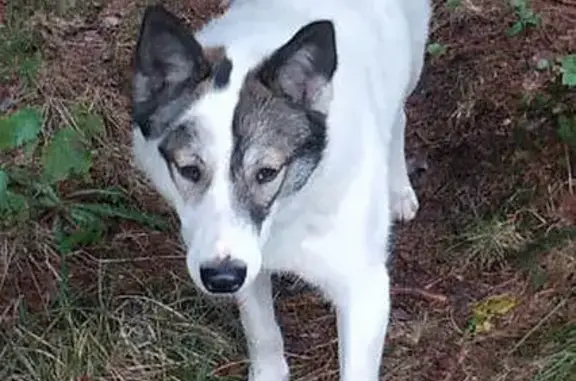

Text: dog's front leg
xmin=389 ymin=108 xmax=419 ymax=222
xmin=237 ymin=272 xmax=289 ymax=381
xmin=334 ymin=264 xmax=391 ymax=381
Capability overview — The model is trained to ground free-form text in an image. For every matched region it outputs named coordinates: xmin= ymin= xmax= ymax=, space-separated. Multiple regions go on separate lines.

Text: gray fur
xmin=230 ymin=76 xmax=327 ymax=227
xmin=158 ymin=122 xmax=213 ymax=202
xmin=228 ymin=20 xmax=337 ymax=227
xmin=213 ymin=56 xmax=233 ymax=89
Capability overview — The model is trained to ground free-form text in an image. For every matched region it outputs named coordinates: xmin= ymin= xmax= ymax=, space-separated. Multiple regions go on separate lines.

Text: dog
xmin=130 ymin=0 xmax=431 ymax=379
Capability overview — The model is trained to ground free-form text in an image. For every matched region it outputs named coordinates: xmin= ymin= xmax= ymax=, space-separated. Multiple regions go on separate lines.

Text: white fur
xmin=132 ymin=0 xmax=431 ymax=379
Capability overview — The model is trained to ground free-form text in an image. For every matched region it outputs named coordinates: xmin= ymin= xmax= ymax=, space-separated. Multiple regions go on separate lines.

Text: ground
xmin=0 ymin=0 xmax=575 ymax=380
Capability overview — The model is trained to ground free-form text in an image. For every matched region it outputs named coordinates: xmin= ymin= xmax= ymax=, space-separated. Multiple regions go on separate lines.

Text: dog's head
xmin=131 ymin=5 xmax=337 ymax=295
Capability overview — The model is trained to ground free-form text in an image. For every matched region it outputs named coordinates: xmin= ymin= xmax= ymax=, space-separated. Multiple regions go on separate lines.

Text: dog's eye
xmin=180 ymin=165 xmax=202 ymax=183
xmin=255 ymin=167 xmax=279 ymax=184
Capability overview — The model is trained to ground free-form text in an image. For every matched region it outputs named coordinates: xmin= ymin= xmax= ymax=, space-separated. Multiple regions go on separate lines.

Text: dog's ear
xmin=132 ymin=5 xmax=209 ymax=137
xmin=257 ymin=20 xmax=337 ymax=110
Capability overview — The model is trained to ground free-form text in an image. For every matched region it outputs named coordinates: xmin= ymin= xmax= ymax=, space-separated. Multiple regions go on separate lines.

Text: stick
xmin=391 ymin=286 xmax=449 ymax=303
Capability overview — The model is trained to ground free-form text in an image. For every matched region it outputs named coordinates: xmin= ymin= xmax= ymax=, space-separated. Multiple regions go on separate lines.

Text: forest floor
xmin=0 ymin=0 xmax=575 ymax=380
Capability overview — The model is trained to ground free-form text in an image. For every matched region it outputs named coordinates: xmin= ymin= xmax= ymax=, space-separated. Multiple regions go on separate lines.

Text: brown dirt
xmin=1 ymin=0 xmax=575 ymax=380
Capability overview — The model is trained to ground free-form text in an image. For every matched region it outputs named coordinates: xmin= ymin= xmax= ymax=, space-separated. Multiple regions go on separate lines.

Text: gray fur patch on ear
xmin=257 ymin=20 xmax=337 ymax=112
xmin=275 ymin=48 xmax=333 ymax=113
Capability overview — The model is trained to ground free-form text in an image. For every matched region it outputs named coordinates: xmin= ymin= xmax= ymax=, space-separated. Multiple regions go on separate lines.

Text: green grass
xmin=0 ymin=30 xmax=41 ymax=84
xmin=0 ymin=1 xmax=54 ymax=84
xmin=448 ymin=211 xmax=533 ymax=270
xmin=533 ymin=324 xmax=576 ymax=381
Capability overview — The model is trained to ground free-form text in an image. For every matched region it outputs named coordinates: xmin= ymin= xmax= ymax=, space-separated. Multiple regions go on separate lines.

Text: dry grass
xmin=1 ymin=0 xmax=576 ymax=380
xmin=1 ymin=276 xmax=240 ymax=380
xmin=0 ymin=222 xmax=243 ymax=381
xmin=449 ymin=213 xmax=534 ymax=270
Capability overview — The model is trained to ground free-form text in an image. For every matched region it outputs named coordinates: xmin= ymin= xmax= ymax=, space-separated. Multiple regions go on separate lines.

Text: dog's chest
xmin=258 ymin=202 xmax=351 ymax=281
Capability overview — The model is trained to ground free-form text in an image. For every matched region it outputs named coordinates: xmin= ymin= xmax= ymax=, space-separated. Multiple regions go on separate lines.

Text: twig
xmin=565 ymin=144 xmax=573 ymax=195
xmin=391 ymin=286 xmax=449 ymax=303
xmin=95 ymin=255 xmax=184 ymax=264
xmin=507 ymin=298 xmax=567 ymax=355
xmin=210 ymin=359 xmax=248 ymax=376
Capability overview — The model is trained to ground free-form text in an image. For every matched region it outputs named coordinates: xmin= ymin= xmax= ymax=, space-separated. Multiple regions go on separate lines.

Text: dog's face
xmin=131 ymin=6 xmax=337 ymax=295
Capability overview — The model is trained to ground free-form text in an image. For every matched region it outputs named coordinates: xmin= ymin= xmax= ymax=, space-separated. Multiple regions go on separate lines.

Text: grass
xmin=0 ymin=271 xmax=240 ymax=381
xmin=0 ymin=3 xmax=242 ymax=381
xmin=451 ymin=213 xmax=533 ymax=269
xmin=534 ymin=324 xmax=576 ymax=381
xmin=1 ymin=0 xmax=576 ymax=380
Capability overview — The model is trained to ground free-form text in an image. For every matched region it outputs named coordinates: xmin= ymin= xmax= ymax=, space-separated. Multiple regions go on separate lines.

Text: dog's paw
xmin=390 ymin=185 xmax=419 ymax=222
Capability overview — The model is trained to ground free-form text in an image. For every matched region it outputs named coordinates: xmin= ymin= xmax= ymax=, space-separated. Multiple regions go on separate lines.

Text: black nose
xmin=199 ymin=258 xmax=247 ymax=294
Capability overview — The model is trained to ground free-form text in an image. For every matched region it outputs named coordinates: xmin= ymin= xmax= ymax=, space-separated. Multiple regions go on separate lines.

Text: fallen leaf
xmin=470 ymin=294 xmax=520 ymax=334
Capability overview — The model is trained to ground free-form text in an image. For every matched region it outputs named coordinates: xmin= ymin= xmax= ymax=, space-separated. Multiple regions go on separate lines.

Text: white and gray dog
xmin=130 ymin=0 xmax=431 ymax=379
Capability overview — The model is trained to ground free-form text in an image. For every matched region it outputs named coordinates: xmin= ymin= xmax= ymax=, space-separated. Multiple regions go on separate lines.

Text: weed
xmin=507 ymin=0 xmax=541 ymax=36
xmin=557 ymin=114 xmax=576 ymax=148
xmin=445 ymin=0 xmax=462 ymax=10
xmin=0 ymin=106 xmax=168 ymax=254
xmin=520 ymin=53 xmax=576 ymax=148
xmin=450 ymin=214 xmax=532 ymax=269
xmin=560 ymin=55 xmax=576 ymax=88
xmin=427 ymin=42 xmax=447 ymax=57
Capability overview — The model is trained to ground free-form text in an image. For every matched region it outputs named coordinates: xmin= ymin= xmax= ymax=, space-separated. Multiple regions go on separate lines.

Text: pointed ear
xmin=132 ymin=5 xmax=209 ymax=137
xmin=257 ymin=20 xmax=337 ymax=110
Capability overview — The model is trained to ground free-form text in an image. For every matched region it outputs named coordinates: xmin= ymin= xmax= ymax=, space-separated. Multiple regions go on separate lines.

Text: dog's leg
xmin=237 ymin=272 xmax=288 ymax=381
xmin=333 ymin=263 xmax=391 ymax=380
xmin=389 ymin=108 xmax=419 ymax=221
